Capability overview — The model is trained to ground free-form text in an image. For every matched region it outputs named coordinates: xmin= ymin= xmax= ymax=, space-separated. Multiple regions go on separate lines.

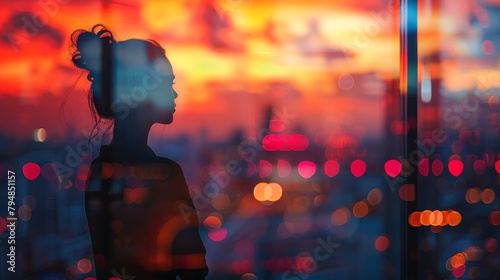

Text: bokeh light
xmin=375 ymin=236 xmax=389 ymax=251
xmin=429 ymin=210 xmax=443 ymax=226
xmin=391 ymin=120 xmax=404 ymax=135
xmin=495 ymin=160 xmax=500 ymax=174
xmin=298 ymin=161 xmax=316 ymax=179
xmin=323 ymin=160 xmax=340 ymax=177
xmin=482 ymin=39 xmax=495 ymax=55
xmin=448 ymin=159 xmax=463 ymax=177
xmin=33 ymin=128 xmax=46 ymax=142
xmin=353 ymin=201 xmax=369 ymax=218
xmin=473 ymin=159 xmax=487 ymax=175
xmin=295 ymin=252 xmax=316 ymax=274
xmin=0 ymin=217 xmax=6 ymax=234
xmin=450 ymin=252 xmax=467 ymax=269
xmin=240 ymin=272 xmax=257 ymax=280
xmin=367 ymin=188 xmax=383 ymax=205
xmin=22 ymin=162 xmax=40 ymax=181
xmin=409 ymin=212 xmax=421 ymax=227
xmin=420 ymin=210 xmax=432 ymax=226
xmin=447 ymin=211 xmax=462 ymax=226
xmin=204 ymin=214 xmax=223 ymax=229
xmin=350 ymin=159 xmax=366 ymax=177
xmin=489 ymin=211 xmax=500 ymax=226
xmin=418 ymin=158 xmax=429 ymax=176
xmin=484 ymin=238 xmax=498 ymax=253
xmin=262 ymin=134 xmax=309 ymax=151
xmin=481 ymin=188 xmax=495 ymax=204
xmin=259 ymin=160 xmax=273 ymax=178
xmin=313 ymin=194 xmax=329 ymax=207
xmin=338 ymin=73 xmax=354 ymax=90
xmin=466 ymin=188 xmax=481 ymax=204
xmin=208 ymin=227 xmax=227 ymax=242
xmin=431 ymin=159 xmax=443 ymax=176
xmin=277 ymin=160 xmax=291 ymax=178
xmin=253 ymin=182 xmax=283 ymax=203
xmin=77 ymin=258 xmax=92 ymax=274
xmin=331 ymin=208 xmax=350 ymax=226
xmin=399 ymin=184 xmax=415 ymax=201
xmin=18 ymin=205 xmax=32 ymax=222
xmin=452 ymin=265 xmax=466 ymax=278
xmin=409 ymin=210 xmax=461 ymax=227
xmin=384 ymin=159 xmax=402 ymax=177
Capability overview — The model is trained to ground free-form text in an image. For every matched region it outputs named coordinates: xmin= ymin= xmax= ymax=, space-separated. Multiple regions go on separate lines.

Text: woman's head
xmin=71 ymin=24 xmax=177 ymax=127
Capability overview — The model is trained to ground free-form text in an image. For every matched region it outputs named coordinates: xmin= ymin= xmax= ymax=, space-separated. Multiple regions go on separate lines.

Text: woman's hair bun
xmin=71 ymin=24 xmax=116 ymax=81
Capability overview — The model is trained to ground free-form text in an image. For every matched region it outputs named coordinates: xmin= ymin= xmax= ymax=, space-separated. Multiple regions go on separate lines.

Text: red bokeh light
xmin=0 ymin=217 xmax=6 ymax=234
xmin=269 ymin=119 xmax=285 ymax=132
xmin=298 ymin=161 xmax=316 ymax=179
xmin=375 ymin=236 xmax=389 ymax=251
xmin=350 ymin=159 xmax=366 ymax=177
xmin=448 ymin=159 xmax=463 ymax=177
xmin=495 ymin=160 xmax=500 ymax=174
xmin=431 ymin=159 xmax=443 ymax=176
xmin=231 ymin=259 xmax=252 ymax=274
xmin=22 ymin=162 xmax=40 ymax=181
xmin=323 ymin=160 xmax=340 ymax=177
xmin=452 ymin=265 xmax=466 ymax=278
xmin=77 ymin=259 xmax=92 ymax=274
xmin=262 ymin=134 xmax=309 ymax=151
xmin=473 ymin=159 xmax=487 ymax=175
xmin=259 ymin=160 xmax=273 ymax=178
xmin=384 ymin=159 xmax=402 ymax=177
xmin=277 ymin=160 xmax=291 ymax=178
xmin=418 ymin=158 xmax=429 ymax=176
xmin=208 ymin=227 xmax=227 ymax=242
xmin=490 ymin=211 xmax=500 ymax=226
xmin=482 ymin=40 xmax=495 ymax=55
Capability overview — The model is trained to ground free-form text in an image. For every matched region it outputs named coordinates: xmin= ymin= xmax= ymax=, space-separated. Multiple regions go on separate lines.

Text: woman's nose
xmin=173 ymin=89 xmax=178 ymax=99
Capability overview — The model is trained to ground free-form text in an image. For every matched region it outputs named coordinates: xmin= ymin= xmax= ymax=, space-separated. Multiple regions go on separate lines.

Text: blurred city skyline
xmin=2 ymin=0 xmax=500 ymax=279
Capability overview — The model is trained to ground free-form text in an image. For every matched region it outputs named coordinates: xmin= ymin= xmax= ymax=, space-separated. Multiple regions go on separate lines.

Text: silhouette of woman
xmin=71 ymin=24 xmax=208 ymax=279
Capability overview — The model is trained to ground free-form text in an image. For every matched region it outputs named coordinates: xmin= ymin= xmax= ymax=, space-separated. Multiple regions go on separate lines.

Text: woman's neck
xmin=110 ymin=118 xmax=152 ymax=148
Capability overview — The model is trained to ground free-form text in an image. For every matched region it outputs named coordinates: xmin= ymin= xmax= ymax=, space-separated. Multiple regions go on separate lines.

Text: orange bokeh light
xmin=447 ymin=211 xmax=462 ymax=226
xmin=429 ymin=210 xmax=443 ymax=226
xmin=331 ymin=208 xmax=350 ymax=226
xmin=450 ymin=253 xmax=467 ymax=268
xmin=408 ymin=212 xmax=421 ymax=227
xmin=440 ymin=210 xmax=449 ymax=226
xmin=489 ymin=211 xmax=500 ymax=226
xmin=481 ymin=188 xmax=495 ymax=204
xmin=409 ymin=210 xmax=462 ymax=227
xmin=367 ymin=188 xmax=383 ymax=205
xmin=399 ymin=184 xmax=415 ymax=201
xmin=204 ymin=215 xmax=223 ymax=229
xmin=77 ymin=258 xmax=92 ymax=274
xmin=253 ymin=182 xmax=283 ymax=203
xmin=353 ymin=201 xmax=369 ymax=218
xmin=420 ymin=210 xmax=432 ymax=226
xmin=375 ymin=236 xmax=389 ymax=251
xmin=466 ymin=188 xmax=481 ymax=204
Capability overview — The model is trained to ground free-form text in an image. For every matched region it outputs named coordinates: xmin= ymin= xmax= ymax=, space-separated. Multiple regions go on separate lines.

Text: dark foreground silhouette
xmin=71 ymin=24 xmax=207 ymax=279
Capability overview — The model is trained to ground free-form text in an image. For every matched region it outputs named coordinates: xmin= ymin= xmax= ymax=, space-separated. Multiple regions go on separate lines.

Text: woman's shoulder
xmin=151 ymin=156 xmax=185 ymax=179
xmin=154 ymin=156 xmax=182 ymax=168
xmin=88 ymin=146 xmax=185 ymax=179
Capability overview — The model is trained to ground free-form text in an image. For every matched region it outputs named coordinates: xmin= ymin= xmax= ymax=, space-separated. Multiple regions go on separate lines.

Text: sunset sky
xmin=0 ymin=0 xmax=496 ymax=141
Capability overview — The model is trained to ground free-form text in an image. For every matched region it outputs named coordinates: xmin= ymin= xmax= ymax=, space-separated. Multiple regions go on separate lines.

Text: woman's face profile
xmin=139 ymin=56 xmax=178 ymax=125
